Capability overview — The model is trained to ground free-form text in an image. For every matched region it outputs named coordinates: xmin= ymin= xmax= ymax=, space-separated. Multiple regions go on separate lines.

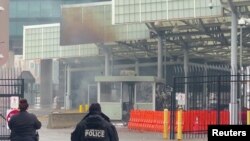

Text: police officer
xmin=71 ymin=103 xmax=119 ymax=141
xmin=8 ymin=98 xmax=41 ymax=141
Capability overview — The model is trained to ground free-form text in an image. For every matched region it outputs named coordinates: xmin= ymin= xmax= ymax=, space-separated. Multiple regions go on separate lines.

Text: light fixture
xmin=0 ymin=6 xmax=4 ymax=11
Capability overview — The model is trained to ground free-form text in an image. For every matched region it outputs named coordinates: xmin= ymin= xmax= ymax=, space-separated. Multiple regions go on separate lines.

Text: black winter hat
xmin=19 ymin=98 xmax=29 ymax=111
xmin=89 ymin=103 xmax=101 ymax=113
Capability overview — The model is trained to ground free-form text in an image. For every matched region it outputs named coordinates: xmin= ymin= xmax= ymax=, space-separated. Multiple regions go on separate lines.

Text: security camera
xmin=208 ymin=2 xmax=213 ymax=9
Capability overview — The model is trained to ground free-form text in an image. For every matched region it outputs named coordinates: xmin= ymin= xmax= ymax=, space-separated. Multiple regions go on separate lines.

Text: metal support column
xmin=40 ymin=59 xmax=53 ymax=108
xmin=157 ymin=36 xmax=163 ymax=79
xmin=110 ymin=55 xmax=113 ymax=76
xmin=184 ymin=47 xmax=189 ymax=110
xmin=240 ymin=26 xmax=243 ymax=70
xmin=163 ymin=48 xmax=167 ymax=79
xmin=239 ymin=26 xmax=243 ymax=124
xmin=135 ymin=60 xmax=139 ymax=76
xmin=230 ymin=10 xmax=239 ymax=124
xmin=203 ymin=62 xmax=208 ymax=109
xmin=104 ymin=47 xmax=110 ymax=76
xmin=65 ymin=64 xmax=71 ymax=110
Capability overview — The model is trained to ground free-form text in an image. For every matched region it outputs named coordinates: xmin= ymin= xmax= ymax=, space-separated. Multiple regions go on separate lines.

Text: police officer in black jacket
xmin=8 ymin=98 xmax=41 ymax=141
xmin=71 ymin=103 xmax=119 ymax=141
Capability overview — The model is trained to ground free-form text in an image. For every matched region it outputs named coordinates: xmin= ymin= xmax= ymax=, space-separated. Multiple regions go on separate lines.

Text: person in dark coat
xmin=71 ymin=103 xmax=119 ymax=141
xmin=8 ymin=98 xmax=41 ymax=141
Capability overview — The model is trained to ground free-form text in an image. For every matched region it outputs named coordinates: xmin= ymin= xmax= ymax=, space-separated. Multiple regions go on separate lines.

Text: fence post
xmin=163 ymin=109 xmax=169 ymax=139
xmin=85 ymin=104 xmax=89 ymax=112
xmin=177 ymin=107 xmax=183 ymax=141
xmin=79 ymin=104 xmax=83 ymax=113
xmin=217 ymin=76 xmax=221 ymax=124
xmin=247 ymin=110 xmax=250 ymax=125
xmin=170 ymin=77 xmax=177 ymax=140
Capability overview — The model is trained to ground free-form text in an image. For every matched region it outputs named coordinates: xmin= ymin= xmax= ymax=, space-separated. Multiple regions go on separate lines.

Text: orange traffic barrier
xmin=128 ymin=109 xmax=231 ymax=133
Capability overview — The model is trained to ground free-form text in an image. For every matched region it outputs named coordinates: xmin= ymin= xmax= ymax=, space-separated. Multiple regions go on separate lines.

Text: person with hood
xmin=8 ymin=98 xmax=41 ymax=141
xmin=71 ymin=103 xmax=119 ymax=141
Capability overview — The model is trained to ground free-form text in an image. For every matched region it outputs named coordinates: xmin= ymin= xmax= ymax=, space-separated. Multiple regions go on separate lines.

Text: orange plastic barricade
xmin=129 ymin=109 xmax=231 ymax=133
xmin=153 ymin=111 xmax=164 ymax=132
xmin=220 ymin=110 xmax=229 ymax=124
xmin=153 ymin=111 xmax=164 ymax=124
xmin=129 ymin=110 xmax=135 ymax=122
xmin=128 ymin=110 xmax=143 ymax=130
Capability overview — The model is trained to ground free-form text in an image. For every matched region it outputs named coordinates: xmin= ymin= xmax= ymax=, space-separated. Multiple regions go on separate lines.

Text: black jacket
xmin=8 ymin=111 xmax=41 ymax=141
xmin=71 ymin=112 xmax=119 ymax=141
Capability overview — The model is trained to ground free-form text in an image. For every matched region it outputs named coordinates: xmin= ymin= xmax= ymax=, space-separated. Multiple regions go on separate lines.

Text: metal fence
xmin=170 ymin=75 xmax=250 ymax=140
xmin=0 ymin=68 xmax=24 ymax=141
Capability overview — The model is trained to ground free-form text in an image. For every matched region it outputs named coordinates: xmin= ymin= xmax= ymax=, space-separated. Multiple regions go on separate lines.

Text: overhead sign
xmin=10 ymin=96 xmax=19 ymax=109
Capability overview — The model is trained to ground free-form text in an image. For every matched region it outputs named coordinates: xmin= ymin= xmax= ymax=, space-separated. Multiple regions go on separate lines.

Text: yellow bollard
xmin=177 ymin=108 xmax=183 ymax=141
xmin=247 ymin=110 xmax=250 ymax=125
xmin=163 ymin=109 xmax=169 ymax=139
xmin=85 ymin=104 xmax=89 ymax=112
xmin=79 ymin=104 xmax=83 ymax=113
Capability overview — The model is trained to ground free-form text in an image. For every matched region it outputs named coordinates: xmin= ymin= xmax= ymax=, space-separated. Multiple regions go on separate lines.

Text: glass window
xmin=100 ymin=82 xmax=121 ymax=102
xmin=9 ymin=1 xmax=17 ymax=18
xmin=10 ymin=22 xmax=17 ymax=36
xmin=16 ymin=22 xmax=25 ymax=36
xmin=29 ymin=1 xmax=41 ymax=17
xmin=129 ymin=5 xmax=135 ymax=13
xmin=41 ymin=1 xmax=61 ymax=17
xmin=136 ymin=82 xmax=153 ymax=103
xmin=16 ymin=1 xmax=29 ymax=17
xmin=184 ymin=9 xmax=193 ymax=18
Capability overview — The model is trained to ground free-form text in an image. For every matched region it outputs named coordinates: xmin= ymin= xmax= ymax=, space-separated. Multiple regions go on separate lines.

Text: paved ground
xmin=31 ymin=107 xmax=207 ymax=141
xmin=38 ymin=124 xmax=207 ymax=141
xmin=39 ymin=122 xmax=163 ymax=141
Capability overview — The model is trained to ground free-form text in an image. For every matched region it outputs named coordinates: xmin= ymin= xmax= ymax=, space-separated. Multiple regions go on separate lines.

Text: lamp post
xmin=238 ymin=19 xmax=246 ymax=70
xmin=238 ymin=17 xmax=248 ymax=124
xmin=239 ymin=25 xmax=243 ymax=124
xmin=240 ymin=26 xmax=242 ymax=68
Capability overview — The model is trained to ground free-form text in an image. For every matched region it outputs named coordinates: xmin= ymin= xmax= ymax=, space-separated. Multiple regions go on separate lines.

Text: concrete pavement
xmin=30 ymin=107 xmax=207 ymax=141
xmin=37 ymin=118 xmax=207 ymax=141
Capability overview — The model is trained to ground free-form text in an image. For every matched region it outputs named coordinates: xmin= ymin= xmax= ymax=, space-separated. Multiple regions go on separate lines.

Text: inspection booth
xmin=95 ymin=76 xmax=165 ymax=121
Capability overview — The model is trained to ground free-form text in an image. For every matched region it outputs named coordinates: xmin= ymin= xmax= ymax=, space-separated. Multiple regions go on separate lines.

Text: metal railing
xmin=170 ymin=75 xmax=250 ymax=139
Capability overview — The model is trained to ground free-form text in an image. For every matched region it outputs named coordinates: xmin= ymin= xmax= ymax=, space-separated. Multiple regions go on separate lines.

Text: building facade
xmin=9 ymin=0 xmax=107 ymax=55
xmin=0 ymin=0 xmax=9 ymax=66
